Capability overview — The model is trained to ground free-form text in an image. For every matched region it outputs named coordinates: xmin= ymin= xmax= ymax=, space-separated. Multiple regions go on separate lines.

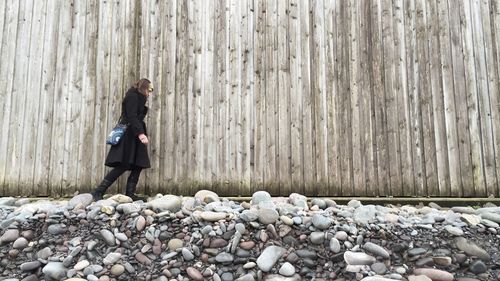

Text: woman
xmin=91 ymin=78 xmax=153 ymax=201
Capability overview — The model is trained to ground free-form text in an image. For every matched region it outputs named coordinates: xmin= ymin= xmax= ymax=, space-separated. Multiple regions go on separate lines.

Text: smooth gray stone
xmin=455 ymin=237 xmax=491 ymax=261
xmin=215 ymin=252 xmax=234 ymax=263
xmin=42 ymin=262 xmax=67 ymax=280
xmin=67 ymin=194 xmax=93 ymax=209
xmin=480 ymin=212 xmax=500 ymax=223
xmin=99 ymin=229 xmax=116 ymax=246
xmin=20 ymin=261 xmax=42 ymax=271
xmin=363 ymin=242 xmax=390 ymax=259
xmin=256 ymin=246 xmax=286 ymax=272
xmin=311 ymin=214 xmax=332 ymax=230
xmin=344 ymin=251 xmax=376 ymax=265
xmin=251 ymin=191 xmax=272 ymax=205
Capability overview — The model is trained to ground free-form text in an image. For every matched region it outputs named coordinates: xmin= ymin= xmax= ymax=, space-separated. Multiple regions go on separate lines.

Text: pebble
xmin=0 ymin=192 xmax=498 ymax=281
xmin=257 ymin=246 xmax=286 ymax=272
xmin=413 ymin=268 xmax=454 ymax=281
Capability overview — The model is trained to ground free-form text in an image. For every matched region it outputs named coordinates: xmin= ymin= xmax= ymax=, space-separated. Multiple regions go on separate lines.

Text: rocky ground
xmin=0 ymin=191 xmax=499 ymax=281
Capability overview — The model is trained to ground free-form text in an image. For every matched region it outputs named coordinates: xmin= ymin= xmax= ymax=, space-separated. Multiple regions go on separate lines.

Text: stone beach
xmin=0 ymin=191 xmax=499 ymax=281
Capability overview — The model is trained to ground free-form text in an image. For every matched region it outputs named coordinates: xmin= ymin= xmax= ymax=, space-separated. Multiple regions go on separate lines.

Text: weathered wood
xmin=264 ymin=0 xmax=278 ymax=195
xmin=91 ymin=0 xmax=112 ymax=195
xmin=228 ymin=0 xmax=241 ymax=194
xmin=0 ymin=0 xmax=499 ymax=198
xmin=371 ymin=0 xmax=388 ymax=196
xmin=460 ymin=0 xmax=486 ymax=196
xmin=240 ymin=0 xmax=252 ymax=194
xmin=350 ymin=0 xmax=364 ymax=196
xmin=479 ymin=0 xmax=500 ymax=196
xmin=277 ymin=0 xmax=291 ymax=196
xmin=159 ymin=0 xmax=177 ymax=194
xmin=437 ymin=0 xmax=462 ymax=196
xmin=382 ymin=0 xmax=402 ymax=196
xmin=79 ymin=0 xmax=99 ymax=193
xmin=448 ymin=0 xmax=473 ymax=197
xmin=174 ymin=0 xmax=189 ymax=195
xmin=416 ymin=0 xmax=437 ymax=196
xmin=288 ymin=0 xmax=304 ymax=195
xmin=471 ymin=0 xmax=496 ymax=196
xmin=394 ymin=0 xmax=414 ymax=197
xmin=325 ymin=0 xmax=342 ymax=196
xmin=491 ymin=0 xmax=500 ymax=196
xmin=63 ymin=0 xmax=87 ymax=197
xmin=427 ymin=0 xmax=450 ymax=196
xmin=9 ymin=0 xmax=33 ymax=196
xmin=19 ymin=0 xmax=46 ymax=195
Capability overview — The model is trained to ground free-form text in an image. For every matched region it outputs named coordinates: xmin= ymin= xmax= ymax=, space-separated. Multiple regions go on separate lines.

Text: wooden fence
xmin=0 ymin=0 xmax=499 ymax=198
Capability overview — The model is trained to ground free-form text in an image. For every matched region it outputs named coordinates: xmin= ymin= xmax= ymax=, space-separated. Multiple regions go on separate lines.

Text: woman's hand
xmin=138 ymin=134 xmax=149 ymax=144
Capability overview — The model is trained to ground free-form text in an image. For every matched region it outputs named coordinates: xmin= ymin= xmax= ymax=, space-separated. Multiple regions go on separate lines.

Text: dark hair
xmin=133 ymin=78 xmax=152 ymax=94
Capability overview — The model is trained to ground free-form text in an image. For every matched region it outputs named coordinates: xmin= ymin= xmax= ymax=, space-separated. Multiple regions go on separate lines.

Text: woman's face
xmin=144 ymin=83 xmax=154 ymax=98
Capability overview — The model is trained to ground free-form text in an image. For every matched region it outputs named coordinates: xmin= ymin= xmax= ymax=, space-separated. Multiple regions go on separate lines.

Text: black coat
xmin=105 ymin=88 xmax=151 ymax=169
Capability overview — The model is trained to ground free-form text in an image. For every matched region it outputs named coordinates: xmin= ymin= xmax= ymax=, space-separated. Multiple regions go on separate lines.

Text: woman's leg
xmin=91 ymin=166 xmax=127 ymax=200
xmin=125 ymin=167 xmax=146 ymax=201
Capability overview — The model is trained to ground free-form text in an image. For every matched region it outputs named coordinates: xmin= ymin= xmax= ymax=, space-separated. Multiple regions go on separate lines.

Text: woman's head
xmin=133 ymin=78 xmax=154 ymax=97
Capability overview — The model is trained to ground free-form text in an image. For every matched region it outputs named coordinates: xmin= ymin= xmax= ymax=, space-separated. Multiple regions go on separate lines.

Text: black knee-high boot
xmin=125 ymin=182 xmax=147 ymax=201
xmin=90 ymin=179 xmax=113 ymax=201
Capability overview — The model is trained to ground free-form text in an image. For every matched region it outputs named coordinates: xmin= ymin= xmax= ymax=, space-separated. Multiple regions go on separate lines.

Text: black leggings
xmin=104 ymin=166 xmax=142 ymax=185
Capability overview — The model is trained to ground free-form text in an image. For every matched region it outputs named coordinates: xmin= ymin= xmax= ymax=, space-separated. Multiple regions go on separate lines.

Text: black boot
xmin=90 ymin=179 xmax=113 ymax=201
xmin=125 ymin=182 xmax=147 ymax=201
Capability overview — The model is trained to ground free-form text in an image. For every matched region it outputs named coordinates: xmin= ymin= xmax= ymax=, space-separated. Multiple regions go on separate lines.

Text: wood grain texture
xmin=0 ymin=0 xmax=499 ymax=198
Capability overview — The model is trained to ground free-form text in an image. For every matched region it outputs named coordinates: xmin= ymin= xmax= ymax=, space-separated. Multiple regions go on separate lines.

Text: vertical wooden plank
xmin=416 ymin=0 xmax=438 ymax=196
xmin=404 ymin=0 xmax=420 ymax=196
xmin=5 ymin=0 xmax=32 ymax=195
xmin=184 ymin=0 xmax=196 ymax=194
xmin=324 ymin=0 xmax=341 ymax=195
xmin=437 ymin=0 xmax=462 ymax=196
xmin=0 ymin=1 xmax=13 ymax=194
xmin=143 ymin=0 xmax=162 ymax=195
xmin=471 ymin=0 xmax=496 ymax=196
xmin=158 ymin=0 xmax=177 ymax=194
xmin=213 ymin=0 xmax=227 ymax=194
xmin=311 ymin=0 xmax=329 ymax=196
xmin=0 ymin=0 xmax=5 ymax=50
xmin=491 ymin=0 xmax=500 ymax=196
xmin=251 ymin=0 xmax=265 ymax=194
xmin=381 ymin=0 xmax=402 ymax=196
xmin=228 ymin=0 xmax=241 ymax=193
xmin=174 ymin=0 xmax=189 ymax=194
xmin=62 ymin=0 xmax=87 ymax=196
xmin=427 ymin=0 xmax=449 ymax=196
xmin=361 ymin=0 xmax=379 ymax=196
xmin=301 ymin=0 xmax=317 ymax=196
xmin=78 ymin=0 xmax=99 ymax=193
xmin=288 ymin=0 xmax=304 ymax=194
xmin=277 ymin=0 xmax=292 ymax=196
xmin=349 ymin=0 xmax=364 ymax=196
xmin=264 ymin=0 xmax=278 ymax=195
xmin=191 ymin=0 xmax=204 ymax=194
xmin=479 ymin=0 xmax=500 ymax=196
xmin=447 ymin=0 xmax=474 ymax=196
xmin=136 ymin=0 xmax=150 ymax=193
xmin=116 ymin=0 xmax=134 ymax=195
xmin=240 ymin=0 xmax=253 ymax=194
xmin=183 ymin=0 xmax=199 ymax=195
xmin=200 ymin=0 xmax=214 ymax=192
xmin=19 ymin=0 xmax=46 ymax=195
xmin=370 ymin=0 xmax=387 ymax=196
xmin=394 ymin=0 xmax=415 ymax=196
xmin=34 ymin=0 xmax=61 ymax=196
xmin=91 ymin=0 xmax=112 ymax=194
xmin=48 ymin=0 xmax=73 ymax=197
xmin=460 ymin=0 xmax=485 ymax=196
